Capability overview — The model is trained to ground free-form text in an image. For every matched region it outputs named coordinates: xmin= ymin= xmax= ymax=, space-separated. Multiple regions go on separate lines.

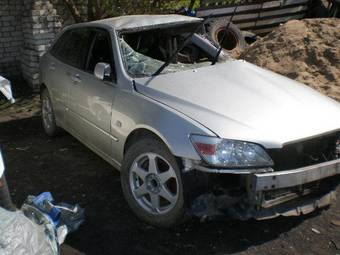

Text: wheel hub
xmin=145 ymin=174 xmax=161 ymax=194
xmin=129 ymin=153 xmax=179 ymax=215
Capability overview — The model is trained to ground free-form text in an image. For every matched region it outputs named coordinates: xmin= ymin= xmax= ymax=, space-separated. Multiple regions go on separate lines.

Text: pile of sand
xmin=238 ymin=18 xmax=340 ymax=102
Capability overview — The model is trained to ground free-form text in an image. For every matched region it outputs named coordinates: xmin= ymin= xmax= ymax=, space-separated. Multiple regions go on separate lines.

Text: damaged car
xmin=39 ymin=15 xmax=340 ymax=227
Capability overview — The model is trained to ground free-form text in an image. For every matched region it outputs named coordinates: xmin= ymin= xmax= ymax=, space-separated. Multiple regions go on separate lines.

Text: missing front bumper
xmin=187 ymin=159 xmax=340 ymax=220
xmin=247 ymin=159 xmax=340 ymax=220
xmin=252 ymin=158 xmax=340 ymax=191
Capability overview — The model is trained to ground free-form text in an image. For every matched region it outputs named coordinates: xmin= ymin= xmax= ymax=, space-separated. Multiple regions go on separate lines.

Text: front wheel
xmin=121 ymin=138 xmax=186 ymax=227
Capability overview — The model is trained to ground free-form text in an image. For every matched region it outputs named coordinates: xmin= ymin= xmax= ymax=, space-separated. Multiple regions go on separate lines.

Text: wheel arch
xmin=123 ymin=127 xmax=173 ymax=156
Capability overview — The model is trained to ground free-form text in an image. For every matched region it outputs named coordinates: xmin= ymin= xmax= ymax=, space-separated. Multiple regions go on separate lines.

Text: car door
xmin=67 ymin=28 xmax=117 ymax=161
xmin=45 ymin=30 xmax=82 ymax=124
xmin=48 ymin=28 xmax=93 ymax=131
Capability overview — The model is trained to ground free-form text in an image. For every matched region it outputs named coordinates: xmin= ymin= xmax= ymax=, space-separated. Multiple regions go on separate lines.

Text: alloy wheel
xmin=129 ymin=153 xmax=179 ymax=215
xmin=42 ymin=94 xmax=53 ymax=130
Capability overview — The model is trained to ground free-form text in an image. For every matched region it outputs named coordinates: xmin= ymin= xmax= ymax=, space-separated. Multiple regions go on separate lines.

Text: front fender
xmin=110 ymin=89 xmax=216 ymax=165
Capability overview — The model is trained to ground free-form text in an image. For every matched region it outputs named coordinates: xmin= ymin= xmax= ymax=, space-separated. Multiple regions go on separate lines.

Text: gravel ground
xmin=0 ymin=86 xmax=339 ymax=255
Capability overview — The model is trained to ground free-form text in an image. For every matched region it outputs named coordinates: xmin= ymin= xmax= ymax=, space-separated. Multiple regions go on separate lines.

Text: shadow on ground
xmin=0 ymin=116 xmax=339 ymax=255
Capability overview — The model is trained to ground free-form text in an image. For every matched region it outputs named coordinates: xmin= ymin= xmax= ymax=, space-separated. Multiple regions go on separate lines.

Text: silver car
xmin=39 ymin=14 xmax=340 ymax=227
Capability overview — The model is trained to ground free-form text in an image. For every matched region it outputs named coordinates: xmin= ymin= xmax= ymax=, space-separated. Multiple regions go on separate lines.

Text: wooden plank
xmin=234 ymin=12 xmax=305 ymax=33
xmin=202 ymin=0 xmax=268 ymax=7
xmin=198 ymin=0 xmax=309 ymax=35
xmin=199 ymin=5 xmax=307 ymax=19
xmin=234 ymin=12 xmax=305 ymax=28
xmin=197 ymin=0 xmax=308 ymax=17
xmin=259 ymin=5 xmax=307 ymax=17
xmin=262 ymin=0 xmax=281 ymax=8
xmin=198 ymin=3 xmax=269 ymax=17
xmin=199 ymin=0 xmax=308 ymax=10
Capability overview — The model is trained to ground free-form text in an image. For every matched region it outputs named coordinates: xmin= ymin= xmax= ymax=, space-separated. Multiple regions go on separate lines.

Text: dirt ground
xmin=1 ymin=19 xmax=340 ymax=254
xmin=0 ymin=84 xmax=339 ymax=255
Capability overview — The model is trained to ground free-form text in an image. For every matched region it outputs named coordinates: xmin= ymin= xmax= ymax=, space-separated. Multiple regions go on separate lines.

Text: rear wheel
xmin=121 ymin=138 xmax=186 ymax=227
xmin=41 ymin=88 xmax=60 ymax=137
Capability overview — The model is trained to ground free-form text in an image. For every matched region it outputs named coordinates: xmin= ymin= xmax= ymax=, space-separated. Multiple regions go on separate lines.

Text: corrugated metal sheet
xmin=197 ymin=0 xmax=311 ymax=35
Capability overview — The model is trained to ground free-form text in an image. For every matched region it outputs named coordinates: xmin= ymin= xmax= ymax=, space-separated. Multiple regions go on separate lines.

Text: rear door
xmin=45 ymin=30 xmax=76 ymax=124
xmin=67 ymin=28 xmax=117 ymax=161
xmin=48 ymin=28 xmax=93 ymax=128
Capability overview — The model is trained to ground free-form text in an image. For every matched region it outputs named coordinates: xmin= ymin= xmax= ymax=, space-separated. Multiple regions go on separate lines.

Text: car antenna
xmin=152 ymin=15 xmax=212 ymax=76
xmin=211 ymin=5 xmax=239 ymax=65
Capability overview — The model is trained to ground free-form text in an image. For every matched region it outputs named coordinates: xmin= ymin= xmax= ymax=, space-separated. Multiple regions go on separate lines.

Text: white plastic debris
xmin=0 ymin=207 xmax=58 ymax=255
xmin=0 ymin=192 xmax=85 ymax=255
xmin=0 ymin=75 xmax=15 ymax=103
xmin=311 ymin=228 xmax=321 ymax=234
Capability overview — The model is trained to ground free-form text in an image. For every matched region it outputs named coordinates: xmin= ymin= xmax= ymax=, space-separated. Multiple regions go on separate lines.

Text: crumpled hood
xmin=135 ymin=60 xmax=340 ymax=148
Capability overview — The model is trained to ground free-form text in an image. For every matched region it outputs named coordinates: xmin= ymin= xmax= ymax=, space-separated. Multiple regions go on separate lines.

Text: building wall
xmin=0 ymin=0 xmax=78 ymax=89
xmin=21 ymin=0 xmax=61 ymax=88
xmin=0 ymin=0 xmax=24 ymax=78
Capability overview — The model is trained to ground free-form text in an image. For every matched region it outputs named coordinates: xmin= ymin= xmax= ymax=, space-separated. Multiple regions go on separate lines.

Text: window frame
xmin=84 ymin=27 xmax=117 ymax=82
xmin=50 ymin=27 xmax=93 ymax=71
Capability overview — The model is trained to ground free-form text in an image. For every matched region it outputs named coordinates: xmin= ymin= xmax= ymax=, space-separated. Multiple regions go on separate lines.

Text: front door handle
xmin=71 ymin=74 xmax=81 ymax=83
xmin=49 ymin=63 xmax=55 ymax=71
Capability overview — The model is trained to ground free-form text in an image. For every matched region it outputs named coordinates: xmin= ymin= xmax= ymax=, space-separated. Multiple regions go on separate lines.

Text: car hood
xmin=134 ymin=60 xmax=340 ymax=148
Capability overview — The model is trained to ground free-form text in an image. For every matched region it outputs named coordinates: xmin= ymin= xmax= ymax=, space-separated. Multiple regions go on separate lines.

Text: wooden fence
xmin=197 ymin=0 xmax=311 ymax=35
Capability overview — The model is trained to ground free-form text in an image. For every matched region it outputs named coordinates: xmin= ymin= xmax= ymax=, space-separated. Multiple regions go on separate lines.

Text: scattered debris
xmin=15 ymin=146 xmax=30 ymax=151
xmin=311 ymin=228 xmax=321 ymax=234
xmin=0 ymin=192 xmax=84 ymax=255
xmin=0 ymin=76 xmax=15 ymax=103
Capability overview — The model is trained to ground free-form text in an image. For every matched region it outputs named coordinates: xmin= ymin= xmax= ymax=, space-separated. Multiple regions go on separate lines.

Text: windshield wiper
xmin=211 ymin=6 xmax=238 ymax=65
xmin=152 ymin=16 xmax=211 ymax=76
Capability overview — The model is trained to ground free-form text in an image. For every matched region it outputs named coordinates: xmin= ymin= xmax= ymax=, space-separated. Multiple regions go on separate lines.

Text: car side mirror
xmin=94 ymin=62 xmax=111 ymax=81
xmin=0 ymin=149 xmax=5 ymax=178
xmin=0 ymin=76 xmax=15 ymax=103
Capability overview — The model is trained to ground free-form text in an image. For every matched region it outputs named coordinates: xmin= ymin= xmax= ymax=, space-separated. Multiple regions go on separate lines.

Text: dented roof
xmin=90 ymin=14 xmax=202 ymax=32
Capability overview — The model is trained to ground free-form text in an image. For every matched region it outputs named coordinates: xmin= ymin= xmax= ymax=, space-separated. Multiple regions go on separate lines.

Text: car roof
xmin=89 ymin=14 xmax=202 ymax=32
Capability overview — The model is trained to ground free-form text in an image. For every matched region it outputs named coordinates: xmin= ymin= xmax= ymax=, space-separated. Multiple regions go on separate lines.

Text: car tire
xmin=121 ymin=137 xmax=186 ymax=227
xmin=206 ymin=19 xmax=247 ymax=50
xmin=41 ymin=88 xmax=60 ymax=137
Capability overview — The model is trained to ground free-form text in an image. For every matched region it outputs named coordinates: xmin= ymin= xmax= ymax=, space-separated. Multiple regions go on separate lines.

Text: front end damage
xmin=183 ymin=132 xmax=340 ymax=220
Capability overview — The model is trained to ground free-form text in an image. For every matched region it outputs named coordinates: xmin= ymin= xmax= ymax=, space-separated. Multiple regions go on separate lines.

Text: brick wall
xmin=0 ymin=0 xmax=24 ymax=78
xmin=0 ymin=0 xmax=82 ymax=89
xmin=21 ymin=0 xmax=61 ymax=88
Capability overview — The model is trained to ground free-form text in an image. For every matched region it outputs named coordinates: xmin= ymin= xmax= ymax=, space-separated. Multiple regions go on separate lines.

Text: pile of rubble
xmin=238 ymin=18 xmax=340 ymax=102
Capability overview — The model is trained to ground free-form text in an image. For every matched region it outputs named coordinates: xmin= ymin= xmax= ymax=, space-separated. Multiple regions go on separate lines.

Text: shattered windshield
xmin=118 ymin=24 xmax=227 ymax=78
xmin=120 ymin=39 xmax=211 ymax=77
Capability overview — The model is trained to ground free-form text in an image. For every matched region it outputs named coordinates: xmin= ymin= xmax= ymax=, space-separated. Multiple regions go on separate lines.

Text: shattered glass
xmin=120 ymin=38 xmax=212 ymax=77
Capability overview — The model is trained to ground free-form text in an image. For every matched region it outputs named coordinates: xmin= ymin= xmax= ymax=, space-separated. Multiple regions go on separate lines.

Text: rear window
xmin=51 ymin=28 xmax=92 ymax=69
